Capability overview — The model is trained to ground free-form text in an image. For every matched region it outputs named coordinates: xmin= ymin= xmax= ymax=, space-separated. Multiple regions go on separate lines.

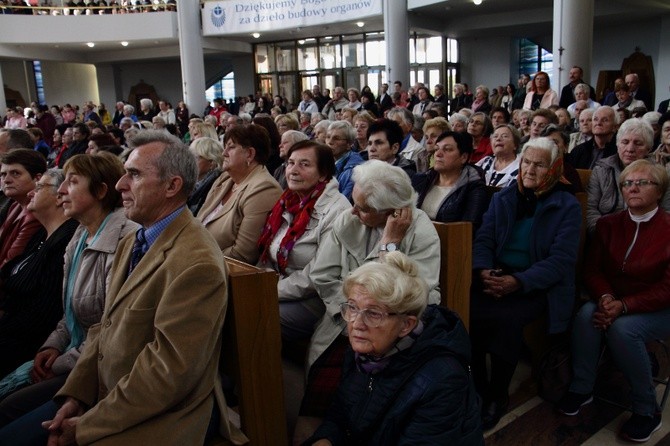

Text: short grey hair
xmin=123 ymin=104 xmax=135 ymax=114
xmin=579 ymin=108 xmax=595 ymax=121
xmin=617 ymin=118 xmax=654 ymax=150
xmin=129 ymin=130 xmax=198 ymax=198
xmin=595 ymin=105 xmax=620 ymax=126
xmin=327 ymin=120 xmax=356 ymax=143
xmin=521 ymin=136 xmax=559 ymax=164
xmin=43 ymin=168 xmax=65 ymax=191
xmin=140 ymin=98 xmax=153 ymax=110
xmin=387 ymin=107 xmax=415 ymax=128
xmin=314 ymin=119 xmax=332 ymax=133
xmin=449 ymin=113 xmax=468 ymax=127
xmin=574 ymin=83 xmax=590 ymax=96
xmin=281 ymin=130 xmax=309 ymax=146
xmin=352 ymin=160 xmax=416 ymax=211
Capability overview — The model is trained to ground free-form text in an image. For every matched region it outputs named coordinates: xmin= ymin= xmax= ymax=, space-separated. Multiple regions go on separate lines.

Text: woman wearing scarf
xmin=257 ymin=140 xmax=350 ymax=341
xmin=470 ymin=137 xmax=581 ymax=431
xmin=0 ymin=153 xmax=137 ymax=444
xmin=304 ymin=252 xmax=483 ymax=445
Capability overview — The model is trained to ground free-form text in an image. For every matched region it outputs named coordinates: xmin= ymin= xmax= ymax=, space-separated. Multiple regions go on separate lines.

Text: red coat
xmin=0 ymin=202 xmax=42 ymax=267
xmin=585 ymin=209 xmax=670 ymax=313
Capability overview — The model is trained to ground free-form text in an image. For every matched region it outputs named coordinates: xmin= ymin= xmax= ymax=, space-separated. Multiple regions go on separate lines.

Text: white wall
xmin=459 ymin=36 xmax=513 ymax=91
xmin=592 ymin=15 xmax=667 ymax=107
xmin=1 ymin=60 xmax=36 ymax=105
xmin=40 ymin=62 xmax=99 ymax=107
xmin=110 ymin=61 xmax=183 ymax=105
xmin=232 ymin=55 xmax=256 ymax=97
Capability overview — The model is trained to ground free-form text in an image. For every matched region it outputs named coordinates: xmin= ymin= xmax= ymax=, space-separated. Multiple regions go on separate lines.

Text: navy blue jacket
xmin=413 ymin=164 xmax=488 ymax=231
xmin=307 ymin=306 xmax=483 ymax=446
xmin=473 ymin=182 xmax=582 ymax=333
xmin=336 ymin=151 xmax=364 ymax=201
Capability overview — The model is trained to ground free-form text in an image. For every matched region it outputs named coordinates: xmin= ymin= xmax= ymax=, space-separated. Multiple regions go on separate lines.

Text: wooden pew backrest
xmin=433 ymin=221 xmax=472 ymax=331
xmin=221 ymin=257 xmax=287 ymax=446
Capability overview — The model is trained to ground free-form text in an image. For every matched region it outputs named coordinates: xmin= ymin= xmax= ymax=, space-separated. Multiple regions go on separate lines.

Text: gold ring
xmin=393 ymin=211 xmax=399 ymax=218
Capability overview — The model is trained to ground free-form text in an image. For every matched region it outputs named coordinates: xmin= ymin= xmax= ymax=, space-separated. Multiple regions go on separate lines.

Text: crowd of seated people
xmin=0 ymin=0 xmax=177 ymax=15
xmin=0 ymin=68 xmax=670 ymax=444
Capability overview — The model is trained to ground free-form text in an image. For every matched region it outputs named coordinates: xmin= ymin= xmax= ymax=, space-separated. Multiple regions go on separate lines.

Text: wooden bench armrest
xmin=221 ymin=257 xmax=287 ymax=446
xmin=432 ymin=221 xmax=472 ymax=331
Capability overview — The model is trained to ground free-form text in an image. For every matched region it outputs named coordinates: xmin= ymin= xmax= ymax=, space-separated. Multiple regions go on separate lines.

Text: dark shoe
xmin=557 ymin=391 xmax=593 ymax=416
xmin=620 ymin=413 xmax=662 ymax=443
xmin=481 ymin=397 xmax=509 ymax=431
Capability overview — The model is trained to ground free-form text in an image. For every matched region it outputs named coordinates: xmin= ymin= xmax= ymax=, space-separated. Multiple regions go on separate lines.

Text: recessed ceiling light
xmin=473 ymin=0 xmax=483 ymax=5
xmin=252 ymin=32 xmax=260 ymax=38
xmin=298 ymin=39 xmax=305 ymax=45
xmin=356 ymin=21 xmax=365 ymax=28
xmin=121 ymin=41 xmax=129 ymax=46
xmin=86 ymin=42 xmax=95 ymax=48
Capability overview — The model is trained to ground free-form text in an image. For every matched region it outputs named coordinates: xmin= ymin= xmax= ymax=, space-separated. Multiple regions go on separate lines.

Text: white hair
xmin=352 ymin=160 xmax=416 ymax=211
xmin=327 ymin=120 xmax=356 ymax=143
xmin=521 ymin=136 xmax=559 ymax=164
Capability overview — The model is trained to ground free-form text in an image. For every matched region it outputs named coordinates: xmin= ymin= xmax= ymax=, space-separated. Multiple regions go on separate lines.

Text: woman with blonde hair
xmin=305 ymin=252 xmax=482 ymax=445
xmin=188 ymin=137 xmax=224 ymax=215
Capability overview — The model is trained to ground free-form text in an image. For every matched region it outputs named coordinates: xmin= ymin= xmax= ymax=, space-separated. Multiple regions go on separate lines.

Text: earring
xmin=246 ymin=160 xmax=250 ymax=167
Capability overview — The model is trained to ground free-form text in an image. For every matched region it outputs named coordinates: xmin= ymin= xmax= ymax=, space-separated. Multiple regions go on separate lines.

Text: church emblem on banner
xmin=211 ymin=4 xmax=226 ymax=28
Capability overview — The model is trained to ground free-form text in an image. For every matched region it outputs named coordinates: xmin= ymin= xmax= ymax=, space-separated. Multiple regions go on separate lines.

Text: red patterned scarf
xmin=258 ymin=180 xmax=328 ymax=274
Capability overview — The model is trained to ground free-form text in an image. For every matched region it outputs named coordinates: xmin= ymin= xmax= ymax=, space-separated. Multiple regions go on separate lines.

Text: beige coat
xmin=198 ymin=165 xmax=282 ymax=264
xmin=307 ymin=208 xmax=441 ymax=368
xmin=57 ymin=209 xmax=244 ymax=445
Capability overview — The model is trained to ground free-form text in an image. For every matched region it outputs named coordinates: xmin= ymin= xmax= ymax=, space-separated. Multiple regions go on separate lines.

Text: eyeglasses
xmin=340 ymin=302 xmax=398 ymax=328
xmin=620 ymin=179 xmax=658 ymax=189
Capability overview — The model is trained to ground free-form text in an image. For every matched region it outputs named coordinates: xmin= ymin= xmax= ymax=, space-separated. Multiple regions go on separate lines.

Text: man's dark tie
xmin=129 ymin=228 xmax=146 ymax=275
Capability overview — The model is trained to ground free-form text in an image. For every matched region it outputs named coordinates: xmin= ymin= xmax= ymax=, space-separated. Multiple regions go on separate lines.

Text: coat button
xmin=105 ymin=319 xmax=111 ymax=327
xmin=98 ymin=353 xmax=103 ymax=361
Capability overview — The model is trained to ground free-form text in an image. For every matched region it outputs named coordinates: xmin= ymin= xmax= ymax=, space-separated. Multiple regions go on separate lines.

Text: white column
xmin=177 ymin=0 xmax=207 ymax=114
xmin=384 ymin=0 xmax=409 ymax=89
xmin=0 ymin=63 xmax=6 ymax=111
xmin=553 ymin=0 xmax=594 ymax=90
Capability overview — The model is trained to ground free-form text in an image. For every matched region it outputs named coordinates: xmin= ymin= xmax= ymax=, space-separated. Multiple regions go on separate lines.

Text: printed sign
xmin=202 ymin=0 xmax=383 ymax=35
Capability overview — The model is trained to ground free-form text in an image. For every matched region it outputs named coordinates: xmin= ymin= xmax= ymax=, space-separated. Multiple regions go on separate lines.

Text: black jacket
xmin=566 ymin=138 xmax=617 ymax=170
xmin=413 ymin=164 xmax=488 ymax=231
xmin=307 ymin=306 xmax=483 ymax=446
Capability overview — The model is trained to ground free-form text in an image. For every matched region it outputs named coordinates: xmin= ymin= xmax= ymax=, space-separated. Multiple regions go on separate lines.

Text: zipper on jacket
xmin=367 ymin=376 xmax=374 ymax=392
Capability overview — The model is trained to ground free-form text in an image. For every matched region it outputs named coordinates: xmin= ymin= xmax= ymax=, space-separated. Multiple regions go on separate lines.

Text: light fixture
xmin=298 ymin=39 xmax=305 ymax=45
xmin=86 ymin=42 xmax=95 ymax=48
xmin=356 ymin=21 xmax=365 ymax=28
xmin=121 ymin=41 xmax=129 ymax=47
xmin=473 ymin=0 xmax=483 ymax=4
xmin=252 ymin=32 xmax=260 ymax=39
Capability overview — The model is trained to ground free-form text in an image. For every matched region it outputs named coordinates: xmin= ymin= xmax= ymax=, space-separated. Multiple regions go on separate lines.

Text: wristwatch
xmin=379 ymin=242 xmax=398 ymax=252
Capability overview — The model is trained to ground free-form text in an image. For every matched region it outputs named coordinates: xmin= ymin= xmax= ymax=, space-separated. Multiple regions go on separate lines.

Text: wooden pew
xmin=433 ymin=221 xmax=472 ymax=331
xmin=211 ymin=258 xmax=287 ymax=446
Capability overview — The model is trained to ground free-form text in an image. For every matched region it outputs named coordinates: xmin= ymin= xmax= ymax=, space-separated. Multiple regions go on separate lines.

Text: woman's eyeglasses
xmin=621 ymin=179 xmax=658 ymax=189
xmin=340 ymin=302 xmax=398 ymax=328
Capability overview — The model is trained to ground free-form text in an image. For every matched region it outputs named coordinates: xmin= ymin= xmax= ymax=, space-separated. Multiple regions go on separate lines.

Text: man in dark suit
xmin=46 ymin=131 xmax=245 ymax=445
xmin=657 ymin=84 xmax=669 ymax=114
xmin=432 ymin=83 xmax=449 ymax=106
xmin=559 ymin=66 xmax=596 ymax=109
xmin=376 ymin=83 xmax=393 ymax=115
xmin=626 ymin=73 xmax=653 ymax=111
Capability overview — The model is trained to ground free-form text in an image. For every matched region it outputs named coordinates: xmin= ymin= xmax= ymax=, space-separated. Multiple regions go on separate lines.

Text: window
xmin=519 ymin=38 xmax=553 ymax=78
